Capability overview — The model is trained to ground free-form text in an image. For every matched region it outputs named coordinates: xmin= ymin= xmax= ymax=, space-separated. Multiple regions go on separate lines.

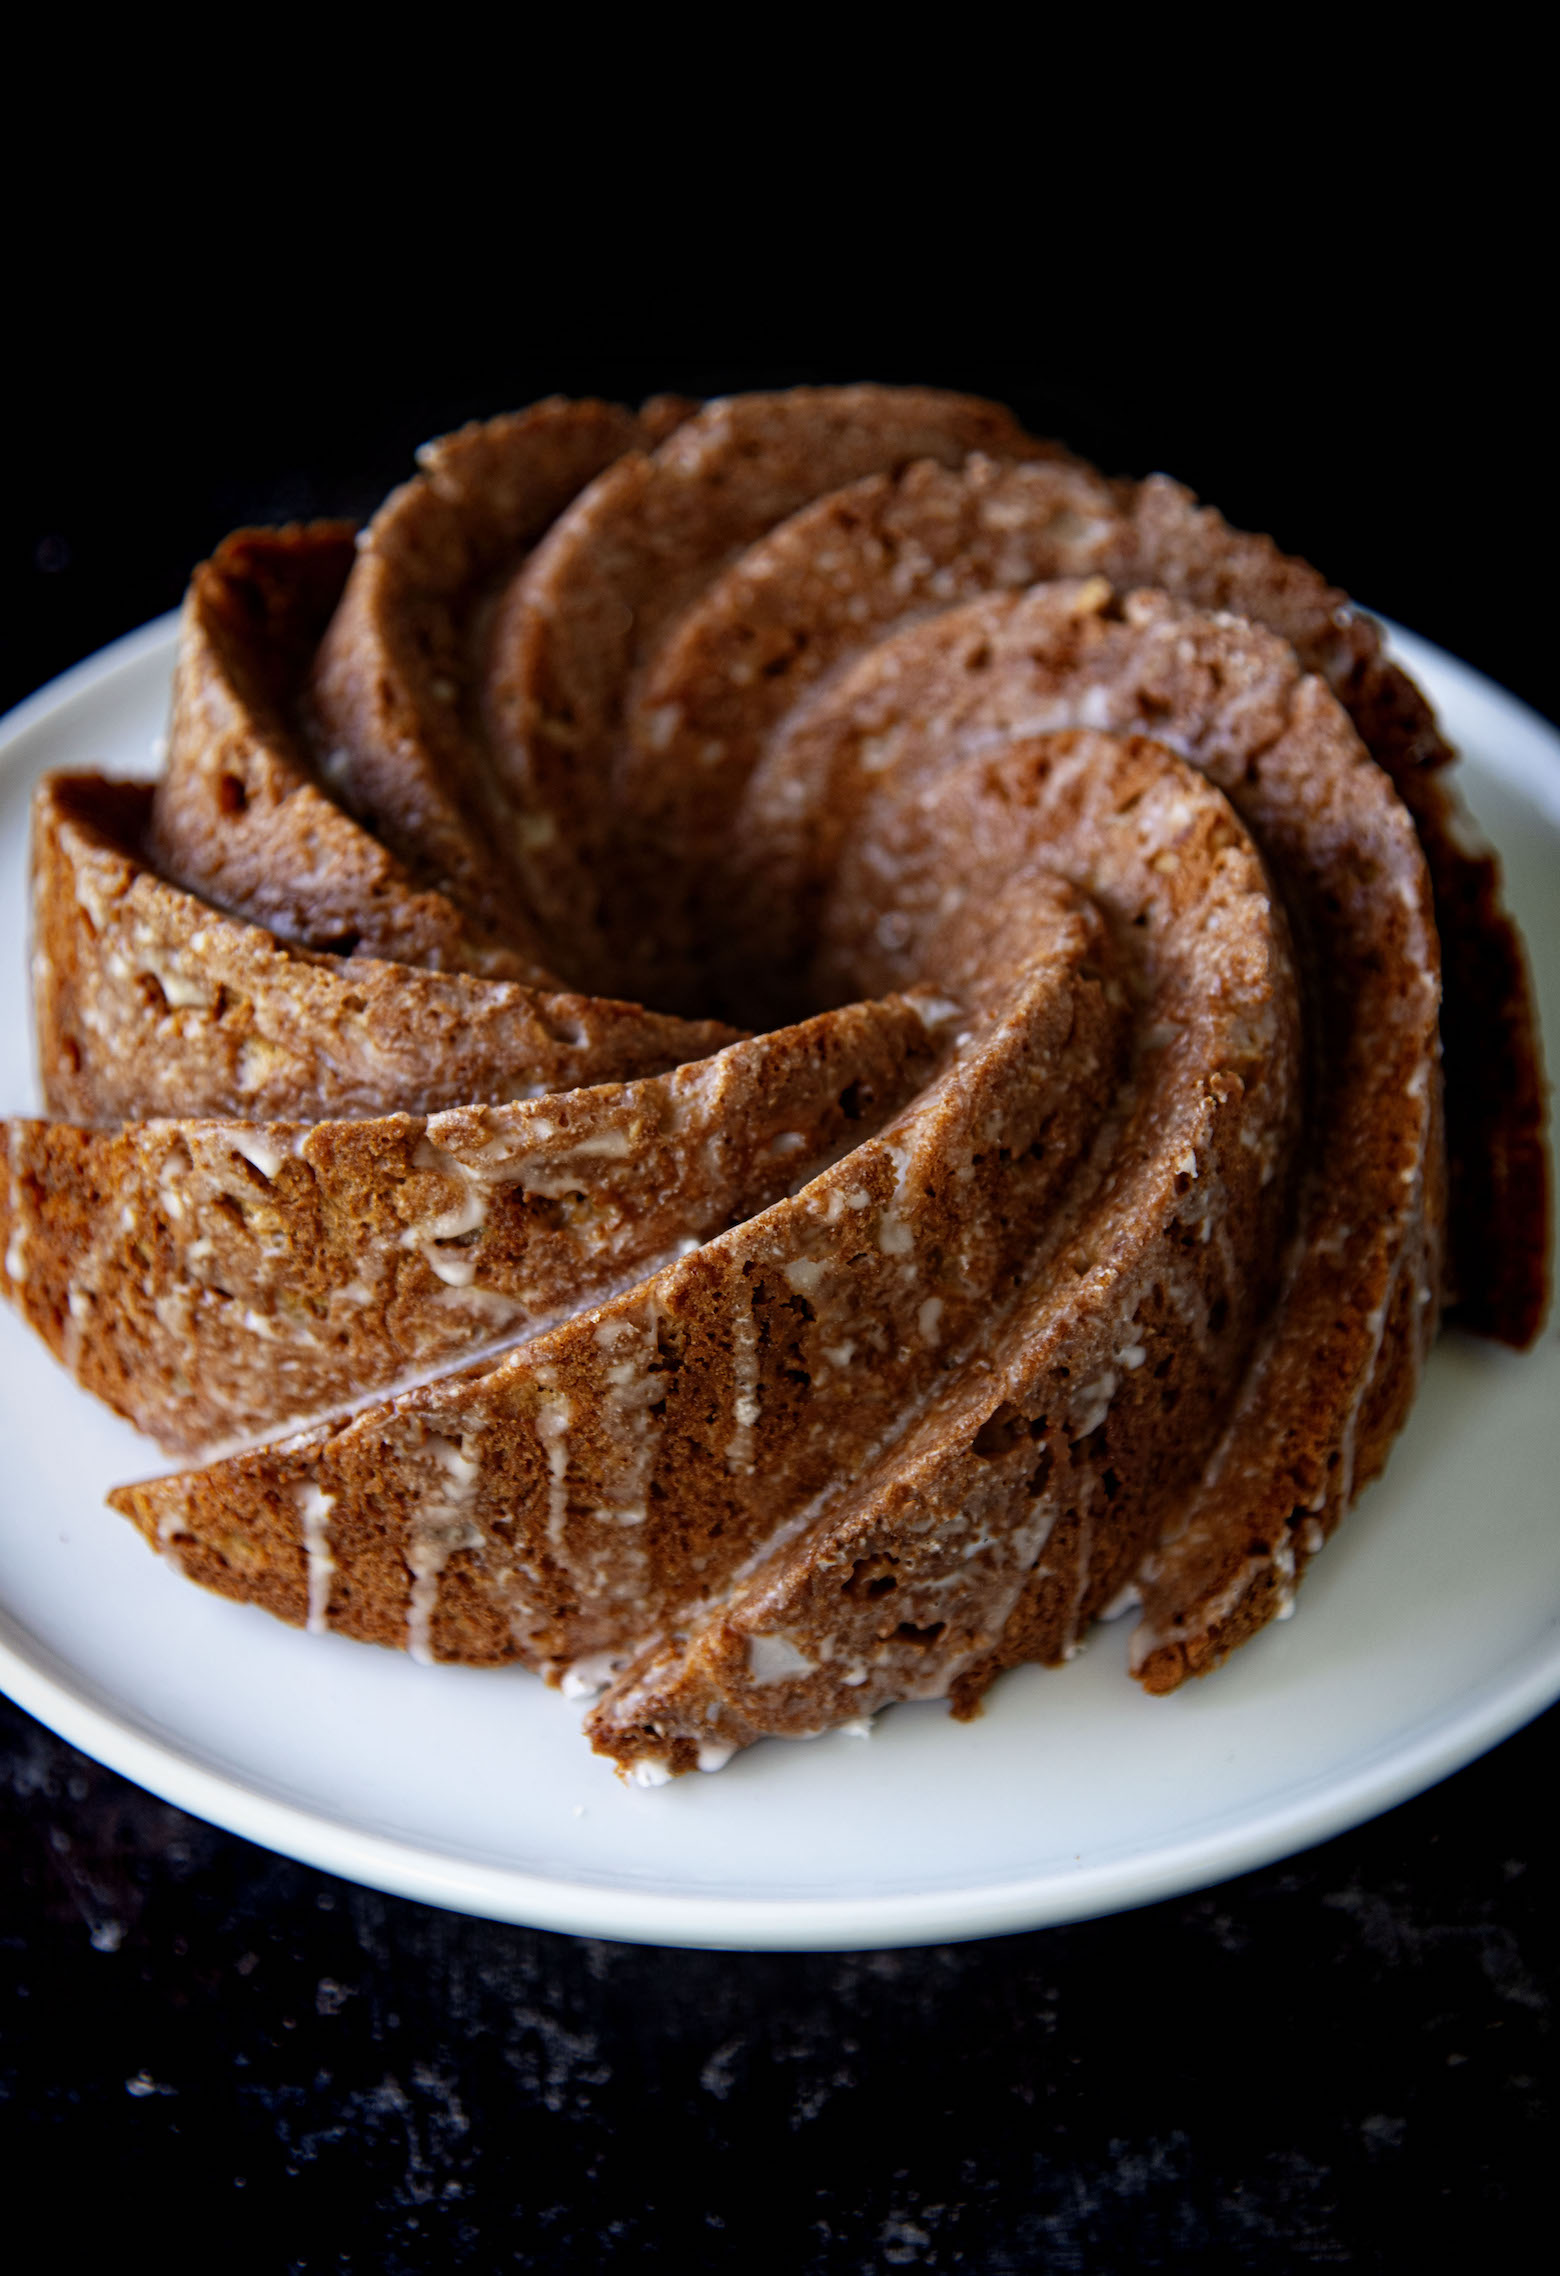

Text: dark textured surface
xmin=2 ymin=1689 xmax=1555 ymax=2269
xmin=3 ymin=345 xmax=1555 ymax=2266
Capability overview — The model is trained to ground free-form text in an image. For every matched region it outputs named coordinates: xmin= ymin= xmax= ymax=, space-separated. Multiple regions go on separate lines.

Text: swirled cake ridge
xmin=0 ymin=385 xmax=1546 ymax=1781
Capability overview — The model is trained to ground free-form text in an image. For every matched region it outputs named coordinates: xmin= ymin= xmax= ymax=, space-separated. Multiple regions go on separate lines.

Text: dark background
xmin=2 ymin=322 xmax=1555 ymax=2269
xmin=9 ymin=338 xmax=1560 ymax=730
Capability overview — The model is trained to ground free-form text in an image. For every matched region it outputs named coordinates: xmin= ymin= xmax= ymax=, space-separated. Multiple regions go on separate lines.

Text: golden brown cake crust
xmin=586 ymin=586 xmax=1440 ymax=1773
xmin=109 ymin=865 xmax=1130 ymax=1675
xmin=30 ymin=774 xmax=737 ymax=1126
xmin=307 ymin=397 xmax=667 ymax=965
xmin=1 ymin=386 xmax=1545 ymax=1782
xmin=2 ymin=996 xmax=933 ymax=1455
xmin=151 ymin=523 xmax=553 ymax=983
xmin=1118 ymin=475 xmax=1546 ymax=1350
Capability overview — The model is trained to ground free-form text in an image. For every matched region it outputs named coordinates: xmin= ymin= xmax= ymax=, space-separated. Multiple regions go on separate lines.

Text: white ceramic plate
xmin=0 ymin=618 xmax=1555 ymax=1951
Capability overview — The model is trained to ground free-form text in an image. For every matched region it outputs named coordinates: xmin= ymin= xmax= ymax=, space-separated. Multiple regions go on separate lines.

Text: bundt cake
xmin=0 ymin=385 xmax=1548 ymax=1783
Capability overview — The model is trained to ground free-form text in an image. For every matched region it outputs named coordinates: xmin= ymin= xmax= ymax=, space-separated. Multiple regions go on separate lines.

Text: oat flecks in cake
xmin=3 ymin=384 xmax=1547 ymax=1781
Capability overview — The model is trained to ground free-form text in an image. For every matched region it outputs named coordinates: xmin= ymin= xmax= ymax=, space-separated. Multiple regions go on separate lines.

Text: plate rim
xmin=4 ymin=1595 xmax=1560 ymax=1950
xmin=1 ymin=612 xmax=1555 ymax=1952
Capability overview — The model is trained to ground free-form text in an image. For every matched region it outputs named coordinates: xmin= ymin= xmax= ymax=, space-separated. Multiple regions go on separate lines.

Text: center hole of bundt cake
xmin=593 ymin=843 xmax=866 ymax=1034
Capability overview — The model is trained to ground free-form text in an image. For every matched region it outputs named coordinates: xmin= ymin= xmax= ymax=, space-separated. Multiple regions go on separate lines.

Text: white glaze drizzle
xmin=725 ymin=1279 xmax=760 ymax=1474
xmin=405 ymin=1438 xmax=483 ymax=1665
xmin=534 ymin=1381 xmax=573 ymax=1553
xmin=294 ymin=1481 xmax=337 ymax=1633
